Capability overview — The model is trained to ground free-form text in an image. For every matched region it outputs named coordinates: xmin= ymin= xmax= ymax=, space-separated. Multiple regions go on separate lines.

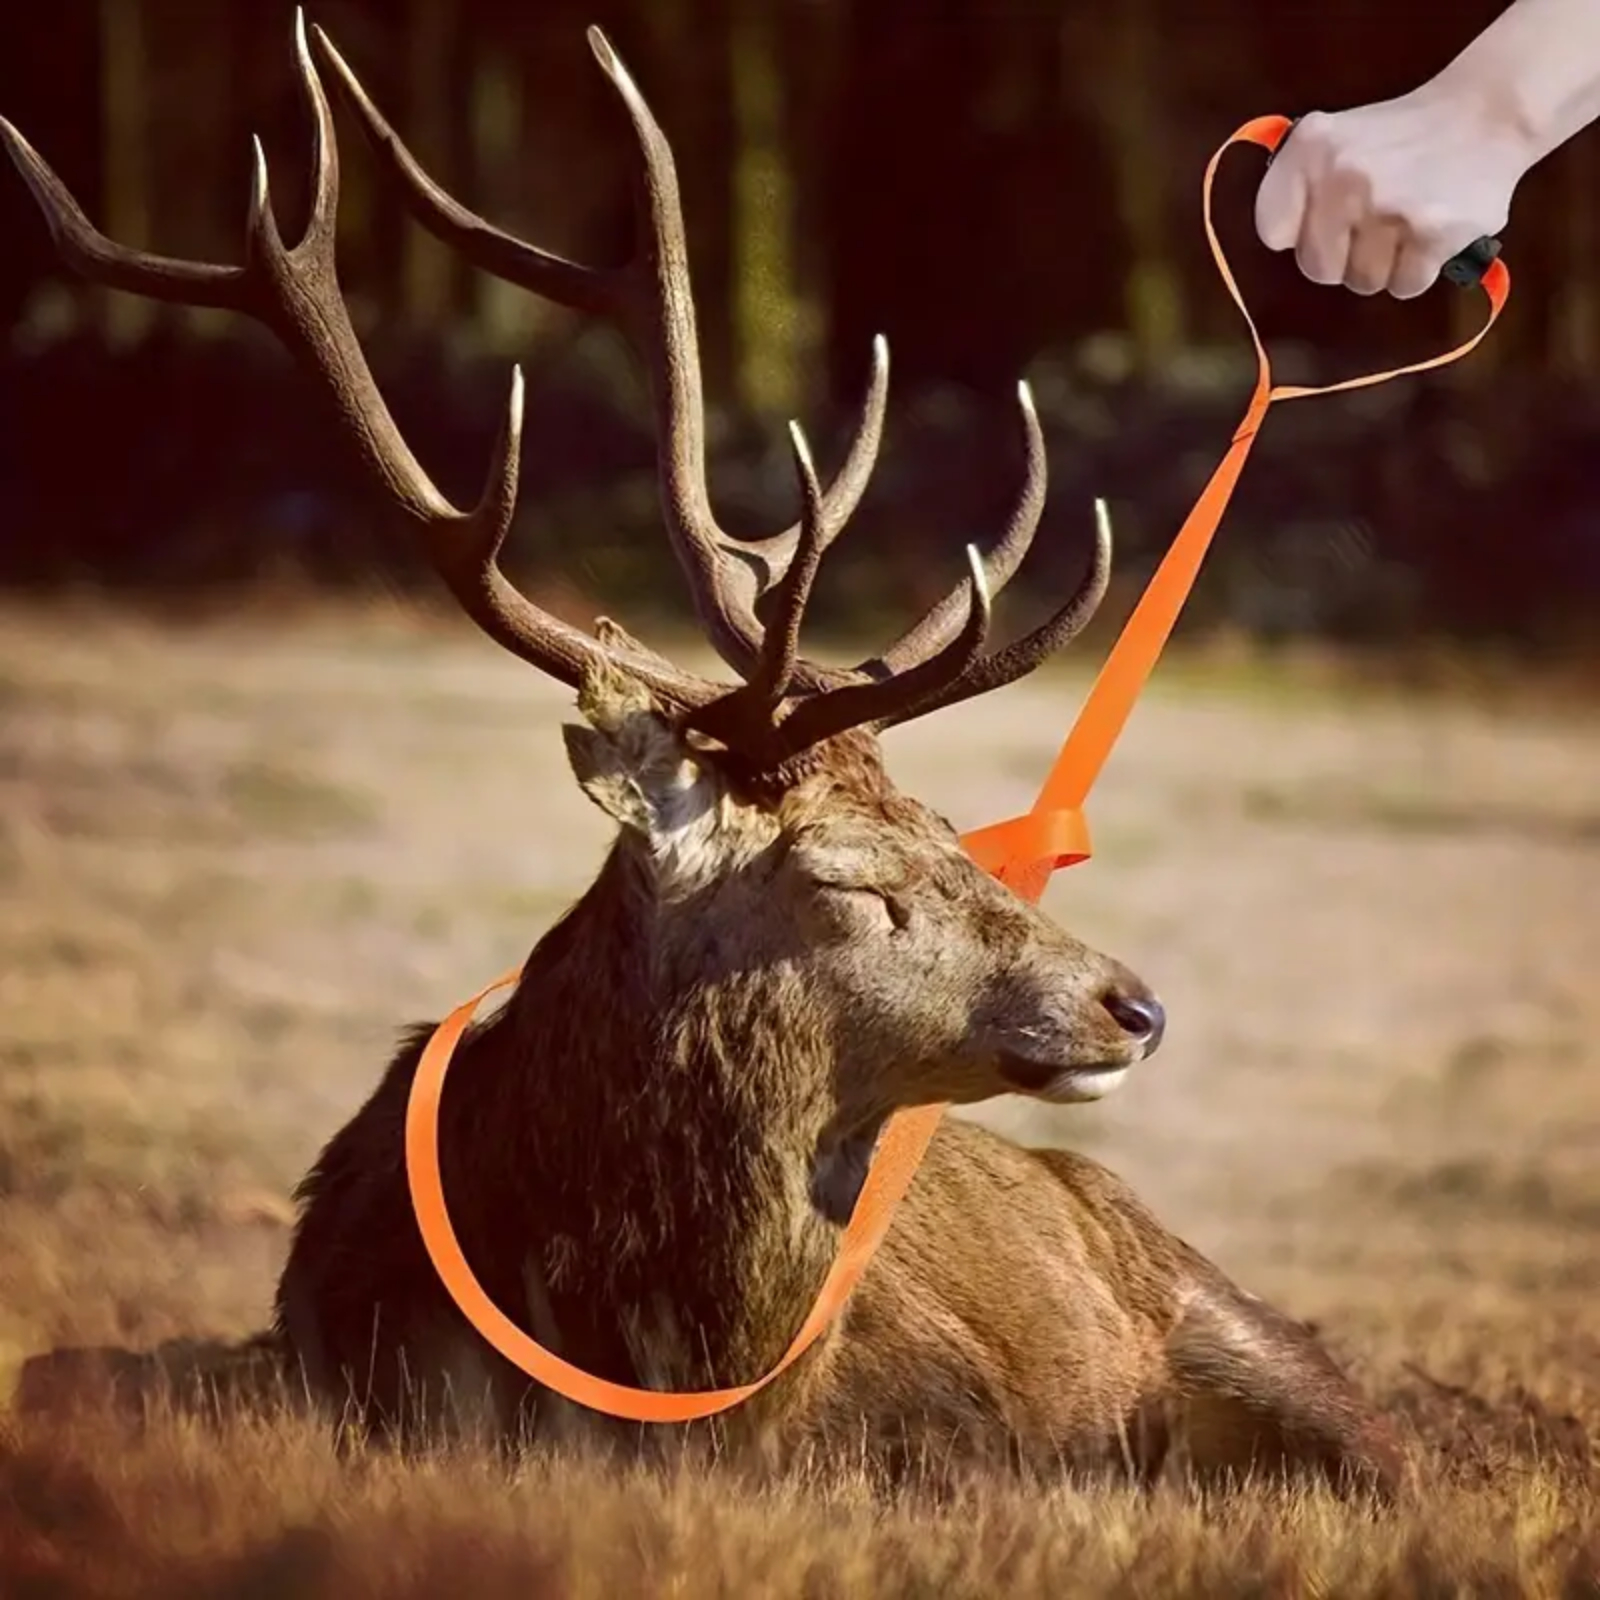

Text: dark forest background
xmin=1 ymin=0 xmax=1597 ymax=651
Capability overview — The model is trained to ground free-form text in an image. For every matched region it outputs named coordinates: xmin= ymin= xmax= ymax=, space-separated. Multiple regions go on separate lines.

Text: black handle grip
xmin=1272 ymin=116 xmax=1503 ymax=290
xmin=1438 ymin=234 xmax=1502 ymax=287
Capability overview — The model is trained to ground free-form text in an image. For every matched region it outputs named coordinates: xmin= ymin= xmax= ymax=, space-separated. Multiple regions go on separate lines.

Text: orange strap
xmin=404 ymin=115 xmax=1509 ymax=1423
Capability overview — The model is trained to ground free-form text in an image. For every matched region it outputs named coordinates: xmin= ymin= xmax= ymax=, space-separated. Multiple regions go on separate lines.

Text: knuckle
xmin=1253 ymin=183 xmax=1295 ymax=250
xmin=1410 ymin=203 xmax=1451 ymax=237
xmin=1294 ymin=110 xmax=1338 ymax=149
xmin=1256 ymin=215 xmax=1297 ymax=253
xmin=1295 ymin=231 xmax=1347 ymax=286
xmin=1389 ymin=255 xmax=1437 ymax=299
xmin=1408 ymin=202 xmax=1475 ymax=246
xmin=1324 ymin=161 xmax=1374 ymax=212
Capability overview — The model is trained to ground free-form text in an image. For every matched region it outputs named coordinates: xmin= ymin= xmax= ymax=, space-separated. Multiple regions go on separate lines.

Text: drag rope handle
xmin=1274 ymin=114 xmax=1505 ymax=290
xmin=403 ymin=113 xmax=1509 ymax=1424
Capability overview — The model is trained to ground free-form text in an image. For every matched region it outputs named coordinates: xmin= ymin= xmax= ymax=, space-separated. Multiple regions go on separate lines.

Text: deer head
xmin=0 ymin=14 xmax=1166 ymax=1225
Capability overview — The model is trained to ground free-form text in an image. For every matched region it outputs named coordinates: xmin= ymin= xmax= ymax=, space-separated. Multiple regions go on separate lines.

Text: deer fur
xmin=275 ymin=665 xmax=1406 ymax=1497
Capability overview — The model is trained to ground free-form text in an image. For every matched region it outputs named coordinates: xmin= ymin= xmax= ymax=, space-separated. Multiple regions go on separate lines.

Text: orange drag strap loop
xmin=405 ymin=114 xmax=1509 ymax=1424
xmin=960 ymin=806 xmax=1091 ymax=877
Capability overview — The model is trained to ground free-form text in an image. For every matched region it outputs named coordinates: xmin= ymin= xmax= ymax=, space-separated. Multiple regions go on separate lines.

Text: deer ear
xmin=560 ymin=662 xmax=715 ymax=840
xmin=562 ymin=722 xmax=654 ymax=832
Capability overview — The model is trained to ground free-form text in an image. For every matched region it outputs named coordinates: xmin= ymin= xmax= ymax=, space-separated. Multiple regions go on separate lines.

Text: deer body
xmin=283 ymin=1031 xmax=1173 ymax=1471
xmin=274 ymin=708 xmax=1402 ymax=1495
xmin=5 ymin=13 xmax=1404 ymax=1497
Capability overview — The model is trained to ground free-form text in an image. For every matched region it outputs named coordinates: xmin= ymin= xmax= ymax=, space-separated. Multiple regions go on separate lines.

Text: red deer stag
xmin=1 ymin=14 xmax=1405 ymax=1496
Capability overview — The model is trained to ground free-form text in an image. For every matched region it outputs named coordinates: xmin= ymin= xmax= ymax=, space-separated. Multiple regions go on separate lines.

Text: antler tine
xmin=752 ymin=547 xmax=994 ymax=761
xmin=878 ymin=498 xmax=1114 ymax=729
xmin=854 ymin=379 xmax=1048 ymax=681
xmin=743 ymin=422 xmax=828 ymax=713
xmin=0 ymin=121 xmax=249 ymax=310
xmin=310 ymin=21 xmax=889 ymax=684
xmin=1 ymin=11 xmax=722 ymax=713
xmin=683 ymin=402 xmax=1079 ymax=767
xmin=308 ymin=23 xmax=620 ymax=321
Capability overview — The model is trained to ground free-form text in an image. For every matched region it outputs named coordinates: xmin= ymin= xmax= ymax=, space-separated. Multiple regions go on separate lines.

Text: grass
xmin=1 ymin=597 xmax=1597 ymax=1597
xmin=6 ymin=1403 xmax=1597 ymax=1599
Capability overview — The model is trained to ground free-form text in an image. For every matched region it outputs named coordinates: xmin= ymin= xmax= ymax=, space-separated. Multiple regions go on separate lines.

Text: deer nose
xmin=1103 ymin=990 xmax=1166 ymax=1052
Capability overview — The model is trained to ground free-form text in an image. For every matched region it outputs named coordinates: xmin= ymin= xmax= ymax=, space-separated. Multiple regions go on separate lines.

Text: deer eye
xmin=813 ymin=881 xmax=909 ymax=933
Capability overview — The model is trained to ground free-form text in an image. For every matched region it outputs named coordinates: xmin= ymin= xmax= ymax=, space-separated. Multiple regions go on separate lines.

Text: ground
xmin=1 ymin=599 xmax=1596 ymax=1597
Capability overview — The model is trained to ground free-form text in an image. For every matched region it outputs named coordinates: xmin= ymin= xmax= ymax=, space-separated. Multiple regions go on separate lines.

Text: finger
xmin=1295 ymin=196 xmax=1352 ymax=286
xmin=1255 ymin=152 xmax=1309 ymax=253
xmin=1392 ymin=207 xmax=1505 ymax=298
xmin=1294 ymin=159 xmax=1369 ymax=286
xmin=1389 ymin=238 xmax=1445 ymax=299
xmin=1343 ymin=219 xmax=1403 ymax=296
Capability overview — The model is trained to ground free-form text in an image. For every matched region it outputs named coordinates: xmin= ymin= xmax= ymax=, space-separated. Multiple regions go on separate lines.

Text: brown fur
xmin=273 ymin=667 xmax=1405 ymax=1498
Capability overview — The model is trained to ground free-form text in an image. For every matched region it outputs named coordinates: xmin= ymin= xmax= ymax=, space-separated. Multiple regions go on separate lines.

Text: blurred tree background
xmin=1 ymin=0 xmax=1597 ymax=652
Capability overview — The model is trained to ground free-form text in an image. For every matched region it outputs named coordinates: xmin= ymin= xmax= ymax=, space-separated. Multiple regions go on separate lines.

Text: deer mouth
xmin=997 ymin=1051 xmax=1134 ymax=1104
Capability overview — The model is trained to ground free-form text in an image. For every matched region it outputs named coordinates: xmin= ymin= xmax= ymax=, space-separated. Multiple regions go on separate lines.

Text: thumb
xmin=1255 ymin=147 xmax=1308 ymax=254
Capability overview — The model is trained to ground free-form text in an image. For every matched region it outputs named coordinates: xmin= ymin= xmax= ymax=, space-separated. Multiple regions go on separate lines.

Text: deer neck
xmin=474 ymin=844 xmax=857 ymax=1391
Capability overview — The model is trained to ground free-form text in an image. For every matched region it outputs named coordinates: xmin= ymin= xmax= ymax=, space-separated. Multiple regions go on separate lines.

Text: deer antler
xmin=0 ymin=12 xmax=1112 ymax=772
xmin=313 ymin=21 xmax=894 ymax=687
xmin=0 ymin=16 xmax=719 ymax=715
xmin=309 ymin=23 xmax=1102 ymax=704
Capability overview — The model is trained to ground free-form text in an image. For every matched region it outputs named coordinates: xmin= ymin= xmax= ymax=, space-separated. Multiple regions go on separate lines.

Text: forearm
xmin=1428 ymin=0 xmax=1600 ymax=166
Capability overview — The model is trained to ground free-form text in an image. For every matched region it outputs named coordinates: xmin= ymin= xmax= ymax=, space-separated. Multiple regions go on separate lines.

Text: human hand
xmin=1254 ymin=84 xmax=1531 ymax=298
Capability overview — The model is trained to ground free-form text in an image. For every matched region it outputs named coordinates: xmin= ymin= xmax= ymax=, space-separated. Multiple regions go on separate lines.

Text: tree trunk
xmin=401 ymin=0 xmax=459 ymax=332
xmin=773 ymin=0 xmax=839 ymax=410
xmin=729 ymin=0 xmax=801 ymax=418
xmin=99 ymin=0 xmax=153 ymax=344
xmin=1072 ymin=0 xmax=1186 ymax=368
xmin=468 ymin=35 xmax=529 ymax=355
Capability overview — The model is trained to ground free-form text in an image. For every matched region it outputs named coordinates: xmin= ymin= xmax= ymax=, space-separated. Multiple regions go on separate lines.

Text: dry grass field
xmin=1 ymin=598 xmax=1597 ymax=1597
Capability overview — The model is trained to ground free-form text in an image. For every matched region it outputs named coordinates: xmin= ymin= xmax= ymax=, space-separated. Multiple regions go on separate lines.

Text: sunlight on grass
xmin=0 ymin=604 xmax=1595 ymax=1593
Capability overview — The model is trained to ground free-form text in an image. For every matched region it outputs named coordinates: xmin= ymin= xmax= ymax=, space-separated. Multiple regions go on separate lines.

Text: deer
xmin=0 ymin=14 xmax=1407 ymax=1498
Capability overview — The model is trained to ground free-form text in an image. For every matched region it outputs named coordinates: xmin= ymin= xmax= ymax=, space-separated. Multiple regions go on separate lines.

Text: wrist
xmin=1419 ymin=57 xmax=1546 ymax=174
